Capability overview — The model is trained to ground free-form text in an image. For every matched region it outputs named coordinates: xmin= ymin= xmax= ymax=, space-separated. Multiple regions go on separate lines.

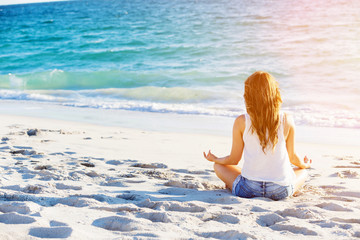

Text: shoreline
xmin=0 ymin=100 xmax=234 ymax=137
xmin=1 ymin=100 xmax=360 ymax=146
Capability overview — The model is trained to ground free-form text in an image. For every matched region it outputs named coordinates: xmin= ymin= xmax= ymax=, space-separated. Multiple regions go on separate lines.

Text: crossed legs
xmin=213 ymin=163 xmax=241 ymax=191
xmin=213 ymin=163 xmax=308 ymax=194
xmin=292 ymin=167 xmax=308 ymax=193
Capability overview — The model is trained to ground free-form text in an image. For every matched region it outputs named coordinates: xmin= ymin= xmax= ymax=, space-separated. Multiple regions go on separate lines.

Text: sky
xmin=0 ymin=0 xmax=66 ymax=6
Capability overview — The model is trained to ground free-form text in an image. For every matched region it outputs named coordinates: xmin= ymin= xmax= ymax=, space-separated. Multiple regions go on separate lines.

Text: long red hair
xmin=244 ymin=71 xmax=282 ymax=152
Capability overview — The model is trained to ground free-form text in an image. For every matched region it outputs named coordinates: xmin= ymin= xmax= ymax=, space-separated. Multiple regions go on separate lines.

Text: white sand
xmin=0 ymin=109 xmax=360 ymax=239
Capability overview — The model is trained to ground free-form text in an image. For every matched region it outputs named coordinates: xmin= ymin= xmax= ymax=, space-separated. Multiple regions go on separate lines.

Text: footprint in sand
xmin=336 ymin=170 xmax=359 ymax=178
xmin=171 ymin=168 xmax=210 ymax=175
xmin=136 ymin=211 xmax=172 ymax=223
xmin=1 ymin=184 xmax=43 ymax=194
xmin=85 ymin=170 xmax=100 ymax=178
xmin=106 ymin=160 xmax=123 ymax=166
xmin=256 ymin=213 xmax=285 ymax=227
xmin=270 ymin=223 xmax=318 ymax=236
xmin=164 ymin=179 xmax=223 ymax=190
xmin=50 ymin=220 xmax=68 ymax=227
xmin=64 ymin=151 xmax=76 ymax=155
xmin=0 ymin=212 xmax=36 ymax=224
xmin=211 ymin=214 xmax=240 ymax=224
xmin=92 ymin=216 xmax=144 ymax=232
xmin=316 ymin=202 xmax=352 ymax=212
xmin=57 ymin=197 xmax=100 ymax=208
xmin=251 ymin=206 xmax=270 ymax=212
xmin=119 ymin=173 xmax=137 ymax=178
xmin=331 ymin=217 xmax=360 ymax=224
xmin=164 ymin=180 xmax=202 ymax=190
xmin=141 ymin=169 xmax=175 ymax=180
xmin=117 ymin=193 xmax=143 ymax=201
xmin=163 ymin=201 xmax=206 ymax=213
xmin=137 ymin=199 xmax=206 ymax=212
xmin=55 ymin=183 xmax=82 ymax=190
xmin=94 ymin=205 xmax=140 ymax=213
xmin=0 ymin=202 xmax=40 ymax=215
xmin=197 ymin=230 xmax=256 ymax=240
xmin=276 ymin=208 xmax=322 ymax=219
xmin=158 ymin=187 xmax=191 ymax=196
xmin=29 ymin=227 xmax=73 ymax=238
xmin=309 ymin=220 xmax=336 ymax=228
xmin=22 ymin=185 xmax=43 ymax=194
xmin=321 ymin=196 xmax=354 ymax=202
xmin=12 ymin=146 xmax=33 ymax=150
xmin=334 ymin=165 xmax=360 ymax=169
xmin=319 ymin=185 xmax=346 ymax=191
xmin=335 ymin=156 xmax=354 ymax=161
xmin=14 ymin=157 xmax=28 ymax=161
xmin=319 ymin=185 xmax=346 ymax=195
xmin=49 ymin=152 xmax=65 ymax=156
xmin=131 ymin=163 xmax=167 ymax=169
xmin=332 ymin=191 xmax=360 ymax=198
xmin=101 ymin=179 xmax=126 ymax=187
xmin=124 ymin=179 xmax=146 ymax=183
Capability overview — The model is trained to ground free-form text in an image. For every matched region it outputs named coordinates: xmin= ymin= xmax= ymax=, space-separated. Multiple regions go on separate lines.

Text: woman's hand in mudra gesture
xmin=302 ymin=156 xmax=312 ymax=169
xmin=203 ymin=150 xmax=218 ymax=162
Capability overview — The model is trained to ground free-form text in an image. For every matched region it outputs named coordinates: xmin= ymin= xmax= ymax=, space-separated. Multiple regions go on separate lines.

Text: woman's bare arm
xmin=285 ymin=113 xmax=312 ymax=169
xmin=203 ymin=115 xmax=245 ymax=165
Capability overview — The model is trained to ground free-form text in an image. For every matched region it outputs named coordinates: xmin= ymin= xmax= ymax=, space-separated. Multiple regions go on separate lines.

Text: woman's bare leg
xmin=293 ymin=168 xmax=308 ymax=193
xmin=213 ymin=163 xmax=242 ymax=190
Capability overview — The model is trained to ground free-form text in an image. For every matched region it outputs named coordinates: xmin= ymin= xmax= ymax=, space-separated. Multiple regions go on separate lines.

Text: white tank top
xmin=241 ymin=113 xmax=296 ymax=186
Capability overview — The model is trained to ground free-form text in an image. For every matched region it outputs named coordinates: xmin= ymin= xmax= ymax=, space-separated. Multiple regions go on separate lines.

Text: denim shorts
xmin=232 ymin=175 xmax=294 ymax=201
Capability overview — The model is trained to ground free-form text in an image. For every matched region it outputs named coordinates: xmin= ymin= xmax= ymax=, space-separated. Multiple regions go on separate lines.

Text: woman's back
xmin=241 ymin=113 xmax=296 ymax=186
xmin=204 ymin=71 xmax=311 ymax=200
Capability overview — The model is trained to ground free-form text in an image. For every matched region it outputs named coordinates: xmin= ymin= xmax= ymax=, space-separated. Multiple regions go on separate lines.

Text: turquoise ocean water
xmin=1 ymin=0 xmax=360 ymax=128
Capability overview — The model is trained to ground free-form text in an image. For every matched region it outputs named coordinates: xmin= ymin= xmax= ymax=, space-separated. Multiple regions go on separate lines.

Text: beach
xmin=1 ymin=0 xmax=360 ymax=238
xmin=0 ymin=103 xmax=360 ymax=239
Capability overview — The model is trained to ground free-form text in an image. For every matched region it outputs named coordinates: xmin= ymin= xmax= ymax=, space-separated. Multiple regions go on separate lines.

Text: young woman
xmin=203 ymin=71 xmax=312 ymax=201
